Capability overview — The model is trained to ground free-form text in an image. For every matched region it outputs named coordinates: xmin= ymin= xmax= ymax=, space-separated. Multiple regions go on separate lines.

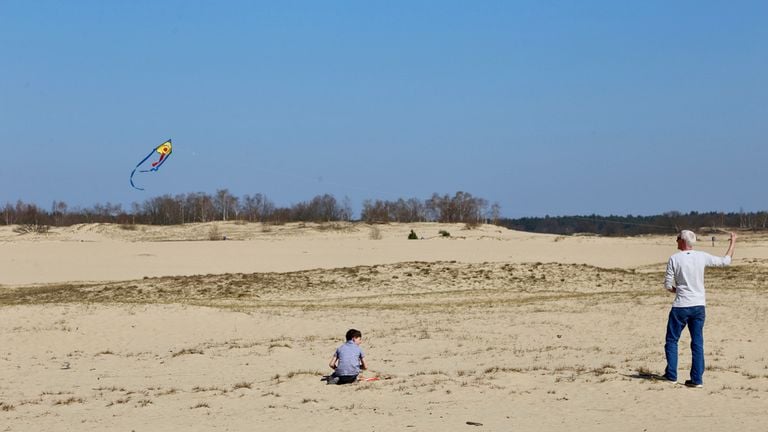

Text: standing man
xmin=663 ymin=230 xmax=736 ymax=387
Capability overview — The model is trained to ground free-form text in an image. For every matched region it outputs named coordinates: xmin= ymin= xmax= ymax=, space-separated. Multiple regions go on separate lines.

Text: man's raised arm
xmin=725 ymin=232 xmax=737 ymax=258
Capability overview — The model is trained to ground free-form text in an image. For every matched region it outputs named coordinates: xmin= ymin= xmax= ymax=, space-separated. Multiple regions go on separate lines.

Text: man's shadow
xmin=625 ymin=370 xmax=674 ymax=382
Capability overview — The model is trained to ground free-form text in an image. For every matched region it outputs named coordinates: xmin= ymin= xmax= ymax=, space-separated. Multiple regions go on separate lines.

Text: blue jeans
xmin=664 ymin=306 xmax=706 ymax=384
xmin=330 ymin=373 xmax=358 ymax=385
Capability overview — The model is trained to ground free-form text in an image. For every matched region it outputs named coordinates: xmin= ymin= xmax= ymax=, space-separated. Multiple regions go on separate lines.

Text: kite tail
xmin=130 ymin=149 xmax=156 ymax=190
xmin=130 ymin=168 xmax=145 ymax=190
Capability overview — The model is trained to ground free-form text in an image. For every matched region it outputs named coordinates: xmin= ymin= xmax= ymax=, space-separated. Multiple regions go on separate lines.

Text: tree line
xmin=498 ymin=210 xmax=768 ymax=236
xmin=1 ymin=190 xmax=494 ymax=227
xmin=5 ymin=191 xmax=765 ymax=235
xmin=361 ymin=192 xmax=497 ymax=224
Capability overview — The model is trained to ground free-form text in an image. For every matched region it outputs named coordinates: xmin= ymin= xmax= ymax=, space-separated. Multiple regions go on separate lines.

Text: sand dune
xmin=1 ymin=223 xmax=767 ymax=431
xmin=5 ymin=221 xmax=766 ymax=286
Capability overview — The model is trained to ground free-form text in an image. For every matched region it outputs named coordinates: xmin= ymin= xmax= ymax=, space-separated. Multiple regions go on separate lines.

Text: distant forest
xmin=499 ymin=211 xmax=768 ymax=236
xmin=2 ymin=190 xmax=765 ymax=236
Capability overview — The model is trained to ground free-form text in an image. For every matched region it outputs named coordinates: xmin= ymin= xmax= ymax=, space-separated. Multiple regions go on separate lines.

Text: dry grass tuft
xmin=53 ymin=397 xmax=84 ymax=406
xmin=369 ymin=226 xmax=382 ymax=240
xmin=172 ymin=348 xmax=204 ymax=357
xmin=232 ymin=381 xmax=253 ymax=390
xmin=286 ymin=370 xmax=322 ymax=379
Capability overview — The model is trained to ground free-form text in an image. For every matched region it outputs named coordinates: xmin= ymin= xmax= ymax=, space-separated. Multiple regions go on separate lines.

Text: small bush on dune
xmin=208 ymin=224 xmax=222 ymax=241
xmin=13 ymin=224 xmax=50 ymax=234
xmin=370 ymin=226 xmax=382 ymax=240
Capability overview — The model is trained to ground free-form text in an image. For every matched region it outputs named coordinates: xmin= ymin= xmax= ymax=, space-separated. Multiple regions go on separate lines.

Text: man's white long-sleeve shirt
xmin=664 ymin=250 xmax=731 ymax=307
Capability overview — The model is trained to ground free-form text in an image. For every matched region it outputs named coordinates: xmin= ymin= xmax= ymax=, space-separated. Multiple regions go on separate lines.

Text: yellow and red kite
xmin=130 ymin=139 xmax=173 ymax=190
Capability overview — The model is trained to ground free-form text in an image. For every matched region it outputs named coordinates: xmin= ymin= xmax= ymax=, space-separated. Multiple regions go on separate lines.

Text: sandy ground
xmin=1 ymin=222 xmax=767 ymax=431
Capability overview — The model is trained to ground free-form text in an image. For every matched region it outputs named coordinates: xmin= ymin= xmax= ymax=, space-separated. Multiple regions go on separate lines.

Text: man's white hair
xmin=679 ymin=230 xmax=696 ymax=247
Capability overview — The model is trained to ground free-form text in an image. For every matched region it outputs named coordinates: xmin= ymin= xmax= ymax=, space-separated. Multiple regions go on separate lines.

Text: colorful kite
xmin=130 ymin=139 xmax=173 ymax=190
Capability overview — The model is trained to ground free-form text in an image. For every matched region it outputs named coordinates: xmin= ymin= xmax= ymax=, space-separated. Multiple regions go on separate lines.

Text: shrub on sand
xmin=208 ymin=224 xmax=222 ymax=241
xmin=369 ymin=226 xmax=382 ymax=240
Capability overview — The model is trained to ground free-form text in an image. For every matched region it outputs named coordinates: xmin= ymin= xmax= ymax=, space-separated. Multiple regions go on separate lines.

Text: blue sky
xmin=1 ymin=1 xmax=766 ymax=217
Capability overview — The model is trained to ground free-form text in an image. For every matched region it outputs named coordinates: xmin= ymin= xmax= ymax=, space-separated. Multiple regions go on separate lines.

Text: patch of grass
xmin=93 ymin=386 xmax=125 ymax=392
xmin=191 ymin=386 xmax=226 ymax=393
xmin=286 ymin=370 xmax=322 ymax=379
xmin=232 ymin=381 xmax=253 ymax=390
xmin=484 ymin=366 xmax=525 ymax=374
xmin=317 ymin=222 xmax=354 ymax=232
xmin=13 ymin=224 xmax=50 ymax=234
xmin=172 ymin=348 xmax=204 ymax=357
xmin=208 ymin=224 xmax=222 ymax=241
xmin=53 ymin=397 xmax=84 ymax=406
xmin=592 ymin=364 xmax=616 ymax=376
xmin=369 ymin=226 xmax=382 ymax=240
xmin=268 ymin=343 xmax=292 ymax=350
xmin=41 ymin=391 xmax=71 ymax=396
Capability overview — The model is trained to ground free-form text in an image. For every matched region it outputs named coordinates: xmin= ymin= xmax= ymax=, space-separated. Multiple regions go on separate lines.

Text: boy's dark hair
xmin=345 ymin=329 xmax=362 ymax=341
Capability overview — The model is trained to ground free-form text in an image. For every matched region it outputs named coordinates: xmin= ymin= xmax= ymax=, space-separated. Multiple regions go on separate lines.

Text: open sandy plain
xmin=1 ymin=222 xmax=767 ymax=431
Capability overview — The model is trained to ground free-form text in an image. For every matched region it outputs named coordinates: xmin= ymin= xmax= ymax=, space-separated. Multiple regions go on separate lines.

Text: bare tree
xmin=3 ymin=203 xmax=13 ymax=225
xmin=361 ymin=199 xmax=390 ymax=223
xmin=340 ymin=196 xmax=353 ymax=222
xmin=426 ymin=192 xmax=487 ymax=223
xmin=241 ymin=193 xmax=275 ymax=222
xmin=214 ymin=189 xmax=238 ymax=221
xmin=490 ymin=202 xmax=501 ymax=225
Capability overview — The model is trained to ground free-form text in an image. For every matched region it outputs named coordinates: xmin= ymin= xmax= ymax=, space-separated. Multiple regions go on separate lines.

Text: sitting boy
xmin=327 ymin=329 xmax=367 ymax=384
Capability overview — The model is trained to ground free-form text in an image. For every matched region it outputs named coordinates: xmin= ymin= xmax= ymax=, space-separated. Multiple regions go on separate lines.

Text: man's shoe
xmin=684 ymin=380 xmax=703 ymax=388
xmin=326 ymin=376 xmax=340 ymax=385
